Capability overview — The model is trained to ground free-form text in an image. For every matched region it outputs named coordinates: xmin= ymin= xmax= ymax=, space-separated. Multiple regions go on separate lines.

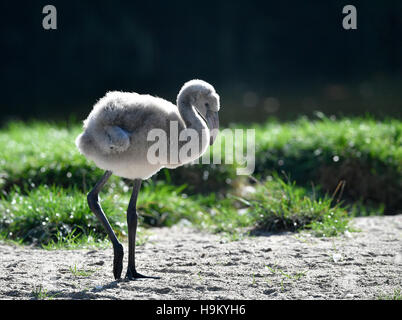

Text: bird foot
xmin=113 ymin=243 xmax=124 ymax=280
xmin=125 ymin=267 xmax=160 ymax=280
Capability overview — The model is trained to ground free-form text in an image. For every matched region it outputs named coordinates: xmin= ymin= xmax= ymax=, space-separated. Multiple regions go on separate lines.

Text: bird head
xmin=177 ymin=79 xmax=220 ymax=145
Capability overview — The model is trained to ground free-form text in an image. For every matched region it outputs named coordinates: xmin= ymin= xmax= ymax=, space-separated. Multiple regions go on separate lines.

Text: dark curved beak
xmin=206 ymin=110 xmax=219 ymax=145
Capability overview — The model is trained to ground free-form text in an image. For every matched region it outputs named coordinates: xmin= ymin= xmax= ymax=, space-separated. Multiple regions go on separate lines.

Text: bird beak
xmin=206 ymin=110 xmax=219 ymax=145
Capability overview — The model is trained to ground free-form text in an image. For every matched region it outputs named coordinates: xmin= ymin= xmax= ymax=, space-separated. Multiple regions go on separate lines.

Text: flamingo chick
xmin=75 ymin=79 xmax=220 ymax=280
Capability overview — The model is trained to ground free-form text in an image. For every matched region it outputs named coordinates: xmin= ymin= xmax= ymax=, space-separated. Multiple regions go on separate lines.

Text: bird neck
xmin=177 ymin=97 xmax=210 ymax=161
xmin=177 ymin=97 xmax=206 ymax=133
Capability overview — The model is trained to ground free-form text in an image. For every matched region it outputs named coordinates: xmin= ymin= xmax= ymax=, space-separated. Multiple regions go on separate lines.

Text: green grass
xmin=0 ymin=175 xmax=351 ymax=245
xmin=265 ymin=264 xmax=306 ymax=281
xmin=264 ymin=262 xmax=307 ymax=292
xmin=0 ymin=116 xmax=400 ymax=247
xmin=377 ymin=288 xmax=402 ymax=300
xmin=248 ymin=116 xmax=402 ymax=212
xmin=0 ymin=185 xmax=127 ymax=245
xmin=41 ymin=228 xmax=111 ymax=250
xmin=31 ymin=284 xmax=60 ymax=300
xmin=237 ymin=176 xmax=351 ymax=236
xmin=1 ymin=117 xmax=400 ymax=208
xmin=69 ymin=264 xmax=96 ymax=278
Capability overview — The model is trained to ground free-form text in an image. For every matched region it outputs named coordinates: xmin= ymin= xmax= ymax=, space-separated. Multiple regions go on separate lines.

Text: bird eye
xmin=205 ymin=103 xmax=209 ymax=107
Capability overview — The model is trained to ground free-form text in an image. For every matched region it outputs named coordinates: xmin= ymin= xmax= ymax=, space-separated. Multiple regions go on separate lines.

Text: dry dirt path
xmin=0 ymin=215 xmax=401 ymax=300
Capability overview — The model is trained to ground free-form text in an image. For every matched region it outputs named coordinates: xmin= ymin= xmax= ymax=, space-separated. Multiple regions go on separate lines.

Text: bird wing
xmin=105 ymin=125 xmax=131 ymax=153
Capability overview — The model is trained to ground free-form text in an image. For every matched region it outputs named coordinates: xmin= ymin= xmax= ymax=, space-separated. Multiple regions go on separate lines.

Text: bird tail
xmin=75 ymin=131 xmax=95 ymax=157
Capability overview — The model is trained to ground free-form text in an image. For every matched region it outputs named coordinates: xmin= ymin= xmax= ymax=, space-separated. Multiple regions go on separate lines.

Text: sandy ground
xmin=0 ymin=215 xmax=401 ymax=300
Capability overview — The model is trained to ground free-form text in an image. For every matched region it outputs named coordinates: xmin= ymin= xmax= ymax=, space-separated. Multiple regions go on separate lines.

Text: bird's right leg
xmin=87 ymin=170 xmax=124 ymax=280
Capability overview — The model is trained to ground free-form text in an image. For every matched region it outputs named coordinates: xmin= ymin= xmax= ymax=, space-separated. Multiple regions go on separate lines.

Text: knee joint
xmin=87 ymin=191 xmax=99 ymax=210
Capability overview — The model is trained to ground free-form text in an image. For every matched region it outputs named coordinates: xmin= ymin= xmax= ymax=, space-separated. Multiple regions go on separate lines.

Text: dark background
xmin=1 ymin=0 xmax=401 ymax=125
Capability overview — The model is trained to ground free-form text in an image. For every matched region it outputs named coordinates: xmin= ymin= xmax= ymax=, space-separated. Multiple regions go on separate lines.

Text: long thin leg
xmin=125 ymin=179 xmax=158 ymax=280
xmin=87 ymin=170 xmax=124 ymax=280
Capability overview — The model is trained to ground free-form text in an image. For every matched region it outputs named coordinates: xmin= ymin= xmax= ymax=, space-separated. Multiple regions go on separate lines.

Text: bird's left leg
xmin=87 ymin=170 xmax=124 ymax=280
xmin=125 ymin=179 xmax=159 ymax=280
